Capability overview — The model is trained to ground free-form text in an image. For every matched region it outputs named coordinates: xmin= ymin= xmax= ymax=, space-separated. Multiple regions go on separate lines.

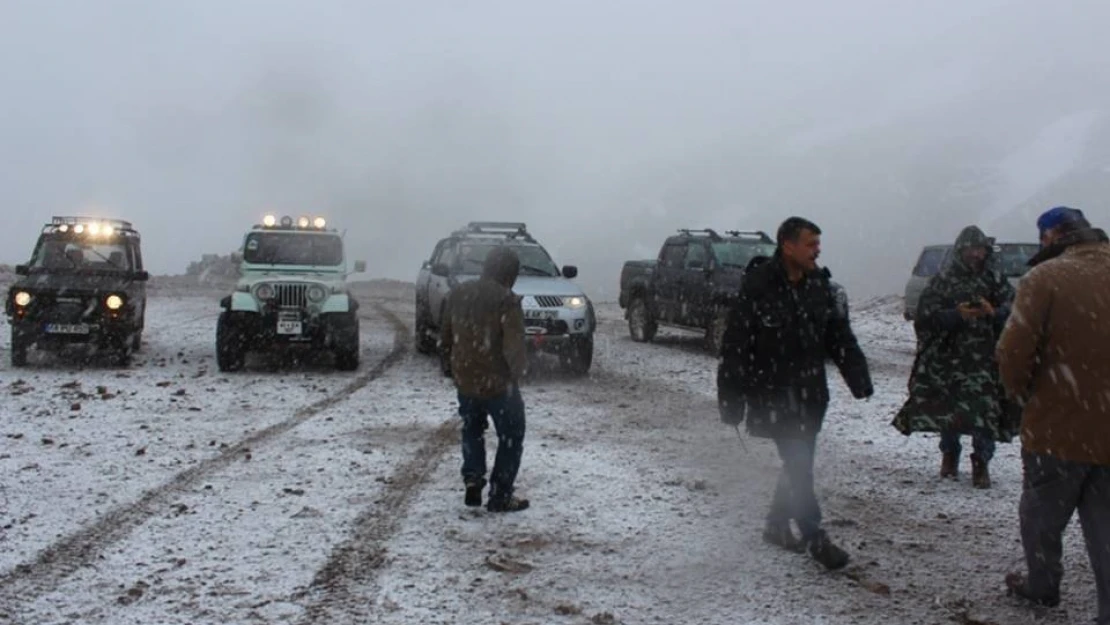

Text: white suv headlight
xmin=564 ymin=296 xmax=587 ymax=309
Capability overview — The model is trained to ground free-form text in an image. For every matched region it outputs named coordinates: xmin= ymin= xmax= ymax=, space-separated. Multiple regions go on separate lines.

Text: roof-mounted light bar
xmin=44 ymin=216 xmax=134 ymax=236
xmin=256 ymin=214 xmax=330 ymax=231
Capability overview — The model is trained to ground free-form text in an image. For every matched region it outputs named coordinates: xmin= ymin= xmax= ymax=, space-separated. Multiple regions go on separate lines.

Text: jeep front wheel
xmin=414 ymin=303 xmax=437 ymax=355
xmin=706 ymin=306 xmax=729 ymax=355
xmin=216 ymin=312 xmax=246 ymax=372
xmin=333 ymin=312 xmax=360 ymax=371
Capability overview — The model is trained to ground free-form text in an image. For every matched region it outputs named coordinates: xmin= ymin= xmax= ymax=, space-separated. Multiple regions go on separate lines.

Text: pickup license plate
xmin=45 ymin=323 xmax=90 ymax=335
xmin=523 ymin=309 xmax=557 ymax=320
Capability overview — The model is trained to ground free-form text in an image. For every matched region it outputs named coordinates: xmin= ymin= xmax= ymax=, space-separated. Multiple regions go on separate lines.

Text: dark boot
xmin=464 ymin=477 xmax=486 ymax=507
xmin=1005 ymin=572 xmax=1060 ymax=607
xmin=762 ymin=522 xmax=805 ymax=553
xmin=806 ymin=530 xmax=850 ymax=570
xmin=971 ymin=454 xmax=991 ymax=489
xmin=940 ymin=452 xmax=958 ymax=479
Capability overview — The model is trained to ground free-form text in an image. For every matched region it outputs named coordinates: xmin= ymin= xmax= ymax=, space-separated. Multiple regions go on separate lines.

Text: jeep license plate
xmin=277 ymin=319 xmax=302 ymax=335
xmin=44 ymin=323 xmax=90 ymax=335
xmin=523 ymin=310 xmax=557 ymax=320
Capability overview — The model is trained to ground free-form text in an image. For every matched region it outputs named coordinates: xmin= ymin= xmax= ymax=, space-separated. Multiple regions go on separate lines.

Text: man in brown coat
xmin=996 ymin=206 xmax=1110 ymax=624
xmin=440 ymin=246 xmax=530 ymax=512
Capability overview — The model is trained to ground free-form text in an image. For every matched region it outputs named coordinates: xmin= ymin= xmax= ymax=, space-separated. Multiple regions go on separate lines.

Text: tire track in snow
xmin=295 ymin=416 xmax=457 ymax=624
xmin=0 ymin=302 xmax=410 ymax=609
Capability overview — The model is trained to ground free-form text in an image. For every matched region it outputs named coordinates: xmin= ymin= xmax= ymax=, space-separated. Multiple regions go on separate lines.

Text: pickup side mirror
xmin=432 ymin=262 xmax=451 ymax=277
xmin=562 ymin=265 xmax=578 ymax=279
xmin=15 ymin=264 xmax=29 ymax=276
xmin=353 ymin=260 xmax=367 ymax=273
xmin=134 ymin=270 xmax=150 ymax=282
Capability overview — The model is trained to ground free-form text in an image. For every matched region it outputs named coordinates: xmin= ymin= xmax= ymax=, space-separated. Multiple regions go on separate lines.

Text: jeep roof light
xmin=255 ymin=213 xmax=334 ymax=232
xmin=44 ymin=215 xmax=137 ymax=237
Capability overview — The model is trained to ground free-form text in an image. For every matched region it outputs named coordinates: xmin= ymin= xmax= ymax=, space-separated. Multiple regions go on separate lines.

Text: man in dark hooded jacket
xmin=717 ymin=217 xmax=873 ymax=570
xmin=440 ymin=246 xmax=530 ymax=512
xmin=893 ymin=225 xmax=1016 ymax=488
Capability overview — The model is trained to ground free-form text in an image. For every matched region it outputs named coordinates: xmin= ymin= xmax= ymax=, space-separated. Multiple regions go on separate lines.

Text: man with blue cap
xmin=997 ymin=205 xmax=1110 ymax=624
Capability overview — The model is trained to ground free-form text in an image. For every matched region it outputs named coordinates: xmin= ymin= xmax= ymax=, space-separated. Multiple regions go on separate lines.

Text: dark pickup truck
xmin=618 ymin=228 xmax=776 ymax=352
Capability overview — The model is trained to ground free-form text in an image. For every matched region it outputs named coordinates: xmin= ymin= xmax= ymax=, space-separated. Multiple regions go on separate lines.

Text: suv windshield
xmin=243 ymin=232 xmax=343 ymax=266
xmin=711 ymin=241 xmax=776 ymax=268
xmin=455 ymin=242 xmax=560 ymax=276
xmin=31 ymin=235 xmax=133 ymax=271
xmin=995 ymin=244 xmax=1038 ymax=277
xmin=913 ymin=247 xmax=949 ymax=277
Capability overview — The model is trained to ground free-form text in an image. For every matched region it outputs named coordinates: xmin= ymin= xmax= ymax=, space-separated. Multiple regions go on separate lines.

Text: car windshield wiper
xmin=521 ymin=264 xmax=554 ymax=276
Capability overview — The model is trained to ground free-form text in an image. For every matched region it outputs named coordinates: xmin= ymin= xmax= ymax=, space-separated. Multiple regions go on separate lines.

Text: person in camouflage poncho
xmin=893 ymin=225 xmax=1018 ymax=488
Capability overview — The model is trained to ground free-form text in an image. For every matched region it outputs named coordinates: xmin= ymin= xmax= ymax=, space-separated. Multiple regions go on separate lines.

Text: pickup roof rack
xmin=452 ymin=221 xmax=537 ymax=243
xmin=724 ymin=229 xmax=773 ymax=242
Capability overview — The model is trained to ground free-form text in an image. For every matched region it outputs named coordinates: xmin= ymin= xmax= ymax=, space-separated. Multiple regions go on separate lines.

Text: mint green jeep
xmin=216 ymin=215 xmax=366 ymax=371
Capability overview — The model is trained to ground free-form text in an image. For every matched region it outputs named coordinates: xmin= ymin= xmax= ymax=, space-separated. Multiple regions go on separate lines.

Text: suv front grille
xmin=534 ymin=296 xmax=564 ymax=308
xmin=274 ymin=283 xmax=308 ymax=308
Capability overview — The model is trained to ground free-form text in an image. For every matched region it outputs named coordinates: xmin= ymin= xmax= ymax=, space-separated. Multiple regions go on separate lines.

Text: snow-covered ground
xmin=0 ymin=285 xmax=1099 ymax=625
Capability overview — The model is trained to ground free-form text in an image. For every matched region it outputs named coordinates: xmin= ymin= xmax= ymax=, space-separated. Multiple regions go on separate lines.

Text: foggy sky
xmin=2 ymin=0 xmax=1108 ymax=299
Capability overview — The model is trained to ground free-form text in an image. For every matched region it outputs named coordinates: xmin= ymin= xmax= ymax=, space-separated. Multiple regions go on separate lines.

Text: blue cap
xmin=1037 ymin=206 xmax=1087 ymax=236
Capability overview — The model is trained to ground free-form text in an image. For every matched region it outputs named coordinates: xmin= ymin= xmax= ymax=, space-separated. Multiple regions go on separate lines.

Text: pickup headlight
xmin=307 ymin=285 xmax=327 ymax=303
xmin=105 ymin=294 xmax=125 ymax=310
xmin=565 ymin=296 xmax=587 ymax=309
xmin=14 ymin=291 xmax=32 ymax=307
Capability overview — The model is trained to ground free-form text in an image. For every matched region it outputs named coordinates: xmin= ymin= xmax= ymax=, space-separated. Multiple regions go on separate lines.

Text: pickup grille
xmin=534 ymin=296 xmax=564 ymax=308
xmin=274 ymin=283 xmax=308 ymax=309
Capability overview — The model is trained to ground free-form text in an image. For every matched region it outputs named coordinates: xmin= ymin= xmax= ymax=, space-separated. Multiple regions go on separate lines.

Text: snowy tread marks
xmin=0 ymin=303 xmax=409 ymax=609
xmin=296 ymin=418 xmax=458 ymax=623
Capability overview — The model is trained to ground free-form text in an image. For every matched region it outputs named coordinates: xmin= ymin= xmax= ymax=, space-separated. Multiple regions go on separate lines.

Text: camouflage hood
xmin=949 ymin=225 xmax=995 ymax=274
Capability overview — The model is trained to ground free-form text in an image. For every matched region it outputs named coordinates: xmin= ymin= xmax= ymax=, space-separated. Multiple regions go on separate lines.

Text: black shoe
xmin=1005 ymin=572 xmax=1060 ymax=607
xmin=806 ymin=530 xmax=850 ymax=570
xmin=464 ymin=478 xmax=486 ymax=507
xmin=487 ymin=496 xmax=530 ymax=513
xmin=763 ymin=523 xmax=805 ymax=553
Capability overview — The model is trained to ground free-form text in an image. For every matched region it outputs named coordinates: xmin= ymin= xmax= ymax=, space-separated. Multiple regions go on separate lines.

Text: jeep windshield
xmin=711 ymin=240 xmax=776 ymax=269
xmin=243 ymin=232 xmax=343 ymax=267
xmin=455 ymin=242 xmax=560 ymax=276
xmin=29 ymin=235 xmax=134 ymax=272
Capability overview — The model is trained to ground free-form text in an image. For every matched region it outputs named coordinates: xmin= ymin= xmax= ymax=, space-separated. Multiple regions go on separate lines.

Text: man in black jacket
xmin=717 ymin=217 xmax=873 ymax=570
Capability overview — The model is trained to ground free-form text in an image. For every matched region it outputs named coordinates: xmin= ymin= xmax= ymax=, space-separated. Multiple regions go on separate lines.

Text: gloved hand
xmin=718 ymin=397 xmax=745 ymax=426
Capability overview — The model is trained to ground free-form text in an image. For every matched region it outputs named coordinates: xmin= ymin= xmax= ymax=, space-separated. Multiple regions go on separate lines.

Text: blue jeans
xmin=939 ymin=427 xmax=995 ymax=462
xmin=768 ymin=433 xmax=822 ymax=541
xmin=458 ymin=386 xmax=526 ymax=502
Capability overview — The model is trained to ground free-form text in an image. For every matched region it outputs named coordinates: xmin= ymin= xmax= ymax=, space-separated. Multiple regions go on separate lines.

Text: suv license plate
xmin=45 ymin=323 xmax=90 ymax=334
xmin=277 ymin=320 xmax=302 ymax=335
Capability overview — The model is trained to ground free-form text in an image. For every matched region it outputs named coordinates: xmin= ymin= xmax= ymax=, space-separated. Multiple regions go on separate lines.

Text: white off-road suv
xmin=216 ymin=214 xmax=366 ymax=371
xmin=414 ymin=222 xmax=595 ymax=375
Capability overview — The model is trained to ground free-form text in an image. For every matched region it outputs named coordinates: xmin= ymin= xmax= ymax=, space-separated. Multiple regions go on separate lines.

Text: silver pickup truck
xmin=414 ymin=222 xmax=595 ymax=375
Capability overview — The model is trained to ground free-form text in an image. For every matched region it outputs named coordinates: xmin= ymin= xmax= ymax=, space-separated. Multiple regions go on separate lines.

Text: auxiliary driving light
xmin=263 ymin=214 xmax=277 ymax=227
xmin=297 ymin=216 xmax=310 ymax=228
xmin=313 ymin=217 xmax=326 ymax=229
xmin=89 ymin=222 xmax=101 ymax=235
xmin=105 ymin=294 xmax=124 ymax=310
xmin=280 ymin=215 xmax=294 ymax=227
xmin=74 ymin=224 xmax=85 ymax=234
xmin=14 ymin=291 xmax=31 ymax=307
